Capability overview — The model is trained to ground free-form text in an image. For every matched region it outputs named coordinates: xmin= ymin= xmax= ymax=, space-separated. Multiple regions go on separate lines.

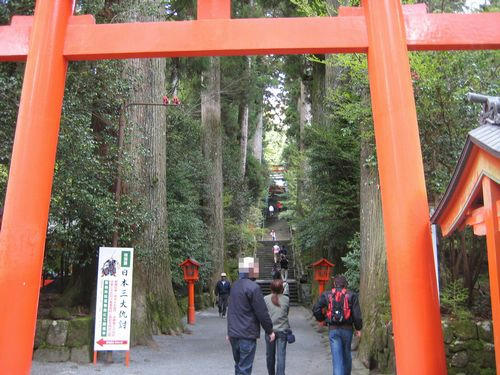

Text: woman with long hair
xmin=264 ymin=278 xmax=290 ymax=375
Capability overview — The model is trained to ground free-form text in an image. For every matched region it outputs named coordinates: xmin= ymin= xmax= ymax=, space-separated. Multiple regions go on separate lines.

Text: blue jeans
xmin=329 ymin=328 xmax=353 ymax=375
xmin=229 ymin=338 xmax=257 ymax=375
xmin=265 ymin=332 xmax=287 ymax=375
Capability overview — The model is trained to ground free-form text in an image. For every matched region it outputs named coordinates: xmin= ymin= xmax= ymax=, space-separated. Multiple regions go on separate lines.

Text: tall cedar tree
xmin=122 ymin=0 xmax=181 ymax=344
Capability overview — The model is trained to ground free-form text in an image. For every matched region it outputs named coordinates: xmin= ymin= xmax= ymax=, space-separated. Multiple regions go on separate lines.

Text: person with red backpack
xmin=312 ymin=275 xmax=362 ymax=375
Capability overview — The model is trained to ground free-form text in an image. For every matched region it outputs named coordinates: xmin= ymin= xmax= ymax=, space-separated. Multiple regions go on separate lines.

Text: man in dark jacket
xmin=227 ymin=257 xmax=275 ymax=375
xmin=313 ymin=275 xmax=362 ymax=375
xmin=279 ymin=254 xmax=289 ymax=281
xmin=215 ymin=272 xmax=231 ymax=318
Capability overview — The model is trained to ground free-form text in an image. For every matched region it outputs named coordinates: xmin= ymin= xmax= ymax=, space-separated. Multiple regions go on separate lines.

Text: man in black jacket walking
xmin=215 ymin=272 xmax=231 ymax=318
xmin=227 ymin=257 xmax=275 ymax=375
xmin=313 ymin=275 xmax=362 ymax=375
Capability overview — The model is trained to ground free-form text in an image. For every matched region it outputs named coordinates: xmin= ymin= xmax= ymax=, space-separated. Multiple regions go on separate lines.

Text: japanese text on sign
xmin=94 ymin=247 xmax=134 ymax=351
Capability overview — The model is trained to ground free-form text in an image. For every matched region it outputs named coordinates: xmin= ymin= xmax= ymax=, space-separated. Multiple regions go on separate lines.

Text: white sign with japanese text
xmin=94 ymin=247 xmax=133 ymax=351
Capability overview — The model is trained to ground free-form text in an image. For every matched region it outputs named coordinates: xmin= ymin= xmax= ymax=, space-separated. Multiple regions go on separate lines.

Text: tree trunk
xmin=239 ymin=57 xmax=252 ymax=177
xmin=296 ymin=78 xmax=311 ymax=218
xmin=251 ymin=107 xmax=263 ymax=163
xmin=123 ymin=2 xmax=181 ymax=345
xmin=311 ymin=56 xmax=326 ymax=128
xmin=201 ymin=57 xmax=225 ymax=292
xmin=358 ymin=129 xmax=390 ymax=370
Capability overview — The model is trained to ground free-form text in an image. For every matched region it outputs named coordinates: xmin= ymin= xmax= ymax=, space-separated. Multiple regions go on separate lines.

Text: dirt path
xmin=32 ymin=306 xmax=368 ymax=375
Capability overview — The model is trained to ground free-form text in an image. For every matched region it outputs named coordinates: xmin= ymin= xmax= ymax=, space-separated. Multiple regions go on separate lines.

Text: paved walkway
xmin=31 ymin=306 xmax=368 ymax=375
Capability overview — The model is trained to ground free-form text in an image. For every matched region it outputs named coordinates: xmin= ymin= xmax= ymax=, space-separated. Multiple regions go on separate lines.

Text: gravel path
xmin=31 ymin=306 xmax=367 ymax=375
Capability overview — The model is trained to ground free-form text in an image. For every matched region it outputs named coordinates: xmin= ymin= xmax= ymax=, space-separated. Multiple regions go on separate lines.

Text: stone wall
xmin=374 ymin=319 xmax=495 ymax=375
xmin=33 ymin=317 xmax=93 ymax=363
xmin=444 ymin=319 xmax=495 ymax=375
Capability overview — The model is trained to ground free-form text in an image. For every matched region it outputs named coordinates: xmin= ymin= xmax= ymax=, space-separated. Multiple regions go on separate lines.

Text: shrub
xmin=441 ymin=279 xmax=471 ymax=319
xmin=341 ymin=233 xmax=361 ymax=292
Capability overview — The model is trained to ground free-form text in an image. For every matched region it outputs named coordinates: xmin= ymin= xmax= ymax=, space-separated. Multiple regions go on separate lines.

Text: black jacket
xmin=312 ymin=288 xmax=363 ymax=331
xmin=280 ymin=257 xmax=288 ymax=270
xmin=215 ymin=280 xmax=231 ymax=295
xmin=227 ymin=278 xmax=273 ymax=339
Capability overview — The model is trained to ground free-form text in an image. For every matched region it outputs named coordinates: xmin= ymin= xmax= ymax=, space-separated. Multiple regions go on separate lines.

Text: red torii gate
xmin=0 ymin=0 xmax=498 ymax=373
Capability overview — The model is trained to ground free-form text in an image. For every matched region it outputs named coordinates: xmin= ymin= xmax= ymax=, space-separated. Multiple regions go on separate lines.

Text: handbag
xmin=285 ymin=329 xmax=295 ymax=344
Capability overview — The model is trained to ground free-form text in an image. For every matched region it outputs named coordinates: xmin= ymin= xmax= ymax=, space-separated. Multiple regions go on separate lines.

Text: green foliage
xmin=49 ymin=307 xmax=71 ymax=320
xmin=246 ymin=155 xmax=269 ymax=201
xmin=46 ymin=60 xmax=128 ymax=272
xmin=441 ymin=279 xmax=471 ymax=320
xmin=289 ymin=0 xmax=360 ymax=16
xmin=411 ymin=50 xmax=499 ymax=202
xmin=0 ymin=0 xmax=35 ymax=24
xmin=0 ymin=163 xmax=7 ymax=201
xmin=164 ymin=70 xmax=211 ymax=290
xmin=341 ymin=233 xmax=361 ymax=292
xmin=289 ymin=0 xmax=327 ymax=16
xmin=282 ymin=104 xmax=360 ymax=264
xmin=0 ymin=62 xmax=24 ymax=200
xmin=218 ymin=55 xmax=274 ymax=260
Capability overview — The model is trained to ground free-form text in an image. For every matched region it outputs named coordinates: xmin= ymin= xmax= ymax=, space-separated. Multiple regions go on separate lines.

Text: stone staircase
xmin=256 ymin=236 xmax=299 ymax=304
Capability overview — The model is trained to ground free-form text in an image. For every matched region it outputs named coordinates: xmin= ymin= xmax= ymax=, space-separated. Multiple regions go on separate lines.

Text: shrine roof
xmin=431 ymin=124 xmax=500 ymax=234
xmin=469 ymin=124 xmax=500 ymax=158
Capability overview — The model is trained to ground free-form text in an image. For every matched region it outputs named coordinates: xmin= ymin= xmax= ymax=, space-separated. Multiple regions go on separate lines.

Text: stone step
xmin=257 ymin=218 xmax=299 ymax=303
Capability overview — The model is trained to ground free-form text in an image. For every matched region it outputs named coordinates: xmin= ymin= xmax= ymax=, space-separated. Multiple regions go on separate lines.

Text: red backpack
xmin=325 ymin=288 xmax=351 ymax=324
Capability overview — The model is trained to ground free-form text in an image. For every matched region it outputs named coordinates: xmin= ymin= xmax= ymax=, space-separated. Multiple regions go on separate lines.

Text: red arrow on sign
xmin=96 ymin=338 xmax=128 ymax=346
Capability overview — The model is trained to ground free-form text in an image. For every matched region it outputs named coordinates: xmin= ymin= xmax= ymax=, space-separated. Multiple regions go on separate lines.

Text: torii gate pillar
xmin=363 ymin=1 xmax=446 ymax=373
xmin=0 ymin=1 xmax=74 ymax=374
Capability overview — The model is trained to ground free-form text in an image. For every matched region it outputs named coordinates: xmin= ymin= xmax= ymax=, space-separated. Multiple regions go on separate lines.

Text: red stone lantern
xmin=179 ymin=258 xmax=200 ymax=324
xmin=312 ymin=258 xmax=334 ymax=295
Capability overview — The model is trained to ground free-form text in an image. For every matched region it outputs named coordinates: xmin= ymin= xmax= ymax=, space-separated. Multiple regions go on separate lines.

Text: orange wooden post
xmin=312 ymin=258 xmax=334 ymax=296
xmin=125 ymin=351 xmax=131 ymax=367
xmin=180 ymin=258 xmax=200 ymax=325
xmin=197 ymin=0 xmax=231 ymax=20
xmin=0 ymin=1 xmax=74 ymax=374
xmin=362 ymin=0 xmax=447 ymax=373
xmin=482 ymin=177 xmax=500 ymax=371
xmin=188 ymin=281 xmax=196 ymax=324
xmin=318 ymin=281 xmax=325 ymax=296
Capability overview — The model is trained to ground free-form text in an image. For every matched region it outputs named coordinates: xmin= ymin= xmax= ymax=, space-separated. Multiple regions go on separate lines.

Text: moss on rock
xmin=477 ymin=321 xmax=493 ymax=342
xmin=465 ymin=339 xmax=484 ymax=352
xmin=442 ymin=321 xmax=455 ymax=344
xmin=66 ymin=317 xmax=92 ymax=348
xmin=449 ymin=340 xmax=467 ymax=353
xmin=46 ymin=320 xmax=69 ymax=346
xmin=147 ymin=294 xmax=183 ymax=335
xmin=479 ymin=349 xmax=496 ymax=368
xmin=479 ymin=368 xmax=496 ymax=375
xmin=49 ymin=307 xmax=71 ymax=320
xmin=464 ymin=362 xmax=481 ymax=374
xmin=450 ymin=351 xmax=468 ymax=368
xmin=451 ymin=319 xmax=477 ymax=340
xmin=33 ymin=347 xmax=70 ymax=362
xmin=34 ymin=320 xmax=51 ymax=349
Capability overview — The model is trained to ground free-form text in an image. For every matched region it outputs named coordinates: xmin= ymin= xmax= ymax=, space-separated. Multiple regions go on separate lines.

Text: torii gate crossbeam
xmin=1 ymin=7 xmax=499 ymax=61
xmin=0 ymin=0 xmax=498 ymax=374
